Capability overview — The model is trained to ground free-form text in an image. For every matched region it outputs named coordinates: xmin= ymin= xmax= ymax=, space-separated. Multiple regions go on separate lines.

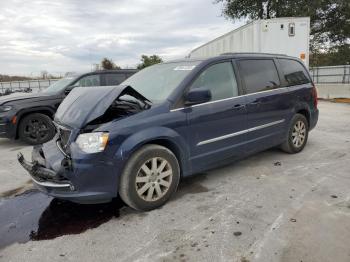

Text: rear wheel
xmin=18 ymin=113 xmax=55 ymax=145
xmin=281 ymin=114 xmax=309 ymax=154
xmin=119 ymin=145 xmax=180 ymax=211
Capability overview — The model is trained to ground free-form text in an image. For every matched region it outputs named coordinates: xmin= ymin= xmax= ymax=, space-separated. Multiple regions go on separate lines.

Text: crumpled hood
xmin=0 ymin=92 xmax=52 ymax=105
xmin=54 ymin=85 xmax=149 ymax=129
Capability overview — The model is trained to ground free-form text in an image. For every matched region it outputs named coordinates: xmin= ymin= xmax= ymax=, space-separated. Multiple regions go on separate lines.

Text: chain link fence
xmin=0 ymin=79 xmax=59 ymax=95
xmin=310 ymin=65 xmax=350 ymax=84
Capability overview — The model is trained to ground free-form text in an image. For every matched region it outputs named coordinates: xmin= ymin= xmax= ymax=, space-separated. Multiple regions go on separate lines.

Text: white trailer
xmin=189 ymin=17 xmax=310 ymax=67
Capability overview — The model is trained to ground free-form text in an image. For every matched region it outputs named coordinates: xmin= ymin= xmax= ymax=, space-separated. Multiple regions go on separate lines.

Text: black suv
xmin=0 ymin=69 xmax=137 ymax=144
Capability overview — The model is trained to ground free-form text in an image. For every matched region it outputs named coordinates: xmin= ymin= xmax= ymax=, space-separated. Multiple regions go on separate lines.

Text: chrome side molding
xmin=197 ymin=119 xmax=285 ymax=146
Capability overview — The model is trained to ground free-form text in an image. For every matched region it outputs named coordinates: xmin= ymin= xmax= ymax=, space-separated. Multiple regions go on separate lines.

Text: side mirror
xmin=185 ymin=88 xmax=212 ymax=106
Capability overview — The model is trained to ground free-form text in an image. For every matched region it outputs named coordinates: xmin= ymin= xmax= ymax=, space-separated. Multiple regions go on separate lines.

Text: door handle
xmin=232 ymin=104 xmax=245 ymax=110
xmin=250 ymin=101 xmax=261 ymax=106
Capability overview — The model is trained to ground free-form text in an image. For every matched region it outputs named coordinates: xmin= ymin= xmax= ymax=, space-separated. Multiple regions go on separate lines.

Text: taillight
xmin=312 ymin=84 xmax=318 ymax=109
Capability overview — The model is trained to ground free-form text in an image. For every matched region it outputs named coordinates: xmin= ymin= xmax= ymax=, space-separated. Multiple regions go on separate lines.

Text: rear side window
xmin=76 ymin=75 xmax=100 ymax=87
xmin=238 ymin=59 xmax=280 ymax=94
xmin=278 ymin=59 xmax=311 ymax=86
xmin=125 ymin=72 xmax=136 ymax=79
xmin=190 ymin=62 xmax=238 ymax=101
xmin=104 ymin=74 xmax=127 ymax=86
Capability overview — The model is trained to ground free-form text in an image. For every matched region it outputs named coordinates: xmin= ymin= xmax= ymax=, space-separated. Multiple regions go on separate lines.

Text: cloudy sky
xmin=0 ymin=0 xmax=243 ymax=76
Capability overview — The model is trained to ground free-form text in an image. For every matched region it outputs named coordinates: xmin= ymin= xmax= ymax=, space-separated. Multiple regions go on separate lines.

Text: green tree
xmin=216 ymin=0 xmax=350 ymax=66
xmin=100 ymin=57 xmax=121 ymax=70
xmin=137 ymin=55 xmax=163 ymax=69
xmin=310 ymin=45 xmax=350 ymax=66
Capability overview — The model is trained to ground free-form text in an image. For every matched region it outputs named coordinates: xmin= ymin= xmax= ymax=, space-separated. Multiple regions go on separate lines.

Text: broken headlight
xmin=76 ymin=132 xmax=109 ymax=153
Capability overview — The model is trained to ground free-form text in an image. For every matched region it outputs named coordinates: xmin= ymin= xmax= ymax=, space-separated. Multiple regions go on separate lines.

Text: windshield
xmin=43 ymin=76 xmax=76 ymax=93
xmin=122 ymin=61 xmax=201 ymax=102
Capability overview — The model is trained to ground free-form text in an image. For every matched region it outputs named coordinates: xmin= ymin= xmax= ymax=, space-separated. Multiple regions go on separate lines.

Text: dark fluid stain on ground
xmin=331 ymin=195 xmax=338 ymax=198
xmin=0 ymin=181 xmax=32 ymax=198
xmin=0 ymin=190 xmax=124 ymax=249
xmin=0 ymin=187 xmax=26 ymax=198
xmin=173 ymin=173 xmax=209 ymax=200
xmin=241 ymin=257 xmax=250 ymax=262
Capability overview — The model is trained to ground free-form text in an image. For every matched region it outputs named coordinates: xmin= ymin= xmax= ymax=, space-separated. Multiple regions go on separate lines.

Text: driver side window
xmin=190 ymin=62 xmax=238 ymax=101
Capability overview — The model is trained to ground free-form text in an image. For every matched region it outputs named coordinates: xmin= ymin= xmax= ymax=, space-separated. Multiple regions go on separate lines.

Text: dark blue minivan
xmin=19 ymin=53 xmax=319 ymax=211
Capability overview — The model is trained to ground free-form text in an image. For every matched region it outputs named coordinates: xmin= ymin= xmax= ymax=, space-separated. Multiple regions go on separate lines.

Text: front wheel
xmin=281 ymin=114 xmax=309 ymax=154
xmin=119 ymin=145 xmax=180 ymax=211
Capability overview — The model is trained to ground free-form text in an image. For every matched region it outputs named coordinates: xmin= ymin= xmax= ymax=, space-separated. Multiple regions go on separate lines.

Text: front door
xmin=185 ymin=61 xmax=248 ymax=173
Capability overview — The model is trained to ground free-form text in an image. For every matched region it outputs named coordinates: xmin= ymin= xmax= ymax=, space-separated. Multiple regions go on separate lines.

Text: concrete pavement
xmin=0 ymin=101 xmax=349 ymax=262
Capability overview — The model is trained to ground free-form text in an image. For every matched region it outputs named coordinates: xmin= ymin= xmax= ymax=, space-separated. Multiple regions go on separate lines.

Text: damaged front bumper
xmin=17 ymin=152 xmax=74 ymax=191
xmin=18 ymin=141 xmax=121 ymax=204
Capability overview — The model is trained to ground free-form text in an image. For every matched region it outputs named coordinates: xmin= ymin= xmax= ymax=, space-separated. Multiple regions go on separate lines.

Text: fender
xmin=115 ymin=126 xmax=191 ymax=176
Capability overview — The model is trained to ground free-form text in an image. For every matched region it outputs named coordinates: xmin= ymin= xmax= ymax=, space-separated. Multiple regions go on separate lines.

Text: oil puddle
xmin=0 ymin=190 xmax=124 ymax=249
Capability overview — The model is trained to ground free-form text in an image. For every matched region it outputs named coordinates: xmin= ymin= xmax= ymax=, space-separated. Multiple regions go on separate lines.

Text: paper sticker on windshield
xmin=174 ymin=65 xmax=196 ymax=71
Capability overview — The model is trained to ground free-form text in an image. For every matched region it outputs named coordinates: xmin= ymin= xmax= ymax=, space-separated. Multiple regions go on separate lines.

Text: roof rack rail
xmin=220 ymin=52 xmax=288 ymax=56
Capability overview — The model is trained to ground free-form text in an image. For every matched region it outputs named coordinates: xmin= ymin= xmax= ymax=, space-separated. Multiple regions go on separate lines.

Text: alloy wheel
xmin=291 ymin=120 xmax=306 ymax=148
xmin=23 ymin=119 xmax=50 ymax=143
xmin=135 ymin=157 xmax=173 ymax=202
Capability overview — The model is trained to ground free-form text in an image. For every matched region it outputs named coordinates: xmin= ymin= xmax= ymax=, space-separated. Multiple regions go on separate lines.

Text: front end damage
xmin=18 ymin=85 xmax=151 ymax=204
xmin=18 ymin=150 xmax=74 ymax=191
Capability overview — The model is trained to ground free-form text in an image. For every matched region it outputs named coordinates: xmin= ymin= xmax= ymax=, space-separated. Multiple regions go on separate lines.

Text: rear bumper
xmin=309 ymin=108 xmax=319 ymax=130
xmin=18 ymin=142 xmax=121 ymax=204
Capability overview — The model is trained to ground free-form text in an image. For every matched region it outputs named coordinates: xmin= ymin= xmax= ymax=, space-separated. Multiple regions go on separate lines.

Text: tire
xmin=18 ymin=113 xmax=55 ymax=145
xmin=119 ymin=144 xmax=180 ymax=211
xmin=281 ymin=114 xmax=309 ymax=154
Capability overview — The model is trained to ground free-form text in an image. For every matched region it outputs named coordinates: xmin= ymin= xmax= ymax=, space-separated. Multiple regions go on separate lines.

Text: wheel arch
xmin=138 ymin=138 xmax=185 ymax=176
xmin=116 ymin=127 xmax=191 ymax=178
xmin=295 ymin=108 xmax=310 ymax=127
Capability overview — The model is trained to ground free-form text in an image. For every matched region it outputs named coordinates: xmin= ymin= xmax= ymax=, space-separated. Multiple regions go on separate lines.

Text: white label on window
xmin=174 ymin=65 xmax=196 ymax=71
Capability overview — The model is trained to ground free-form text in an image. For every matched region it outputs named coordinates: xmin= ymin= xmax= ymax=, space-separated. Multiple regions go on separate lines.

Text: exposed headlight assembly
xmin=0 ymin=105 xmax=13 ymax=112
xmin=76 ymin=132 xmax=109 ymax=153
